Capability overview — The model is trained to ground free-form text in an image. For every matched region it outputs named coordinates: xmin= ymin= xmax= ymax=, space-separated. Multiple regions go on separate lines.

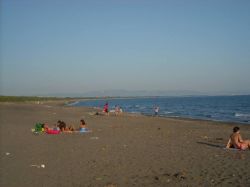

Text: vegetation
xmin=0 ymin=96 xmax=64 ymax=102
xmin=0 ymin=95 xmax=141 ymax=102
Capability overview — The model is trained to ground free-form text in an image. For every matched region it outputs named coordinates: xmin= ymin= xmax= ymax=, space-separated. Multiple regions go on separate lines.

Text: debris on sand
xmin=5 ymin=152 xmax=10 ymax=156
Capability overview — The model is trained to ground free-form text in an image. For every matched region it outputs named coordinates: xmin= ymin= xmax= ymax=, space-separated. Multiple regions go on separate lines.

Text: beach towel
xmin=46 ymin=129 xmax=60 ymax=134
xmin=79 ymin=128 xmax=90 ymax=133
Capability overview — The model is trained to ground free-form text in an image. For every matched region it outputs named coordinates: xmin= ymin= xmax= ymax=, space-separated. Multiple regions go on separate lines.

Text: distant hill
xmin=6 ymin=89 xmax=248 ymax=98
xmin=78 ymin=89 xmax=207 ymax=97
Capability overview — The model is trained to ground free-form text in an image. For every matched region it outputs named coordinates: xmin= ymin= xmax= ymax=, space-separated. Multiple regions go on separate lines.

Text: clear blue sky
xmin=1 ymin=0 xmax=250 ymax=96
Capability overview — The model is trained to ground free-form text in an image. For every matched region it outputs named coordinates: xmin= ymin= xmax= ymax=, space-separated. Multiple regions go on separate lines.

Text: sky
xmin=1 ymin=0 xmax=250 ymax=96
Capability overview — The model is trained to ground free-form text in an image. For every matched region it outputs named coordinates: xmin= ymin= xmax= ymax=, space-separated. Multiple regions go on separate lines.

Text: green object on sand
xmin=35 ymin=123 xmax=43 ymax=132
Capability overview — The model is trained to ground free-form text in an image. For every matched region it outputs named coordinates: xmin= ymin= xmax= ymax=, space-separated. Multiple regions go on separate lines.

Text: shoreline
xmin=1 ymin=99 xmax=249 ymax=126
xmin=65 ymin=100 xmax=250 ymax=126
xmin=0 ymin=94 xmax=250 ymax=125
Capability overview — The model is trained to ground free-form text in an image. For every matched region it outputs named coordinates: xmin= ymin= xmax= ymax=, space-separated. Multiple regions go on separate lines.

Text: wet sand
xmin=1 ymin=102 xmax=250 ymax=187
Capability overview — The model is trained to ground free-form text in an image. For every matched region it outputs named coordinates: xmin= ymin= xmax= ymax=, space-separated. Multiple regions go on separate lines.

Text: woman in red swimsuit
xmin=103 ymin=102 xmax=109 ymax=115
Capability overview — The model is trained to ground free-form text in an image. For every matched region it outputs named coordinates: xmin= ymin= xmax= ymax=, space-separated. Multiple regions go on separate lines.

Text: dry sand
xmin=0 ymin=102 xmax=250 ymax=187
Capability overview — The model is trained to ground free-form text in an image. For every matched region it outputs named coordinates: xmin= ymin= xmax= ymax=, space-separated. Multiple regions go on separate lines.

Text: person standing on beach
xmin=154 ymin=106 xmax=160 ymax=116
xmin=115 ymin=105 xmax=120 ymax=115
xmin=119 ymin=107 xmax=123 ymax=114
xmin=226 ymin=126 xmax=250 ymax=150
xmin=103 ymin=102 xmax=109 ymax=115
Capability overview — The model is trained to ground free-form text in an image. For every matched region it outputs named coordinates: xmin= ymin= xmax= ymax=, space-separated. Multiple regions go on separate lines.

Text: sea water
xmin=73 ymin=95 xmax=250 ymax=124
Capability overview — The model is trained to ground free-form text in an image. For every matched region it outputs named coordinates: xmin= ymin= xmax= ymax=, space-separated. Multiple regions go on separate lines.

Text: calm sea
xmin=72 ymin=95 xmax=250 ymax=124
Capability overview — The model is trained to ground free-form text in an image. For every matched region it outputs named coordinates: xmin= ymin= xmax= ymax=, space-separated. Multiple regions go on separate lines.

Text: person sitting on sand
xmin=57 ymin=120 xmax=66 ymax=131
xmin=79 ymin=119 xmax=91 ymax=132
xmin=226 ymin=126 xmax=250 ymax=150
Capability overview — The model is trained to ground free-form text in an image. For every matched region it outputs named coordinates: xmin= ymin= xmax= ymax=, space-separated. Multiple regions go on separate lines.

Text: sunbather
xmin=63 ymin=125 xmax=75 ymax=133
xmin=226 ymin=126 xmax=250 ymax=150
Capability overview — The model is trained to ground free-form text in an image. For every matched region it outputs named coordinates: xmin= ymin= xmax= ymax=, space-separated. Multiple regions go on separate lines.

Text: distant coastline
xmin=1 ymin=94 xmax=250 ymax=103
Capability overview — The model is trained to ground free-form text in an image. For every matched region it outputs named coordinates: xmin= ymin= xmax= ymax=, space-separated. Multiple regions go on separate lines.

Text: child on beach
xmin=226 ymin=126 xmax=250 ymax=150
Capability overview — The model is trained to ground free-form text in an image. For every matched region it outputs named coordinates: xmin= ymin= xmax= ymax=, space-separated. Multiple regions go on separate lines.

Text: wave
xmin=67 ymin=101 xmax=79 ymax=106
xmin=163 ymin=111 xmax=174 ymax=114
xmin=235 ymin=113 xmax=250 ymax=118
xmin=130 ymin=111 xmax=141 ymax=114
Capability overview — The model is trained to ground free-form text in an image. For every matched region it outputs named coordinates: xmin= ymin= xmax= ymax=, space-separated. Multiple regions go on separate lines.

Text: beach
xmin=1 ymin=102 xmax=250 ymax=187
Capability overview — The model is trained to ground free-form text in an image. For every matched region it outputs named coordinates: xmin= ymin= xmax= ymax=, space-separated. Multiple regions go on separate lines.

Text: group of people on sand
xmin=43 ymin=119 xmax=90 ymax=133
xmin=114 ymin=105 xmax=123 ymax=115
xmin=226 ymin=126 xmax=250 ymax=150
xmin=102 ymin=102 xmax=123 ymax=116
xmin=102 ymin=102 xmax=160 ymax=117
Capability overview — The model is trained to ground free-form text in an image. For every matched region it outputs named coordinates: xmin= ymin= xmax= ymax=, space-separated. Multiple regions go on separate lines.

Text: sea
xmin=71 ymin=95 xmax=250 ymax=124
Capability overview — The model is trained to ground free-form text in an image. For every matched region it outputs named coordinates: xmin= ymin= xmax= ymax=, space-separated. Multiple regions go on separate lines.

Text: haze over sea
xmin=72 ymin=95 xmax=250 ymax=124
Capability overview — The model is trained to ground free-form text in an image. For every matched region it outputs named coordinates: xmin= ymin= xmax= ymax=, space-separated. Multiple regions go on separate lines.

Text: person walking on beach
xmin=226 ymin=126 xmax=250 ymax=150
xmin=154 ymin=106 xmax=160 ymax=116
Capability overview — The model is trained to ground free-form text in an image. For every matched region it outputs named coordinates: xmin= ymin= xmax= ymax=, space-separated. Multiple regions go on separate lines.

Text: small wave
xmin=169 ymin=115 xmax=180 ymax=118
xmin=235 ymin=113 xmax=250 ymax=118
xmin=163 ymin=111 xmax=174 ymax=114
xmin=130 ymin=111 xmax=141 ymax=114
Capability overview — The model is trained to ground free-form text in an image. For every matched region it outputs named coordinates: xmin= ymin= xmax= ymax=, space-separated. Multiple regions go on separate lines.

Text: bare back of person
xmin=226 ymin=127 xmax=250 ymax=150
xmin=230 ymin=133 xmax=242 ymax=148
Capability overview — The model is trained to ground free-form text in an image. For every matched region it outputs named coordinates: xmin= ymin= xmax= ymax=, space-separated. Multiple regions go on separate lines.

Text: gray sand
xmin=1 ymin=102 xmax=250 ymax=187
